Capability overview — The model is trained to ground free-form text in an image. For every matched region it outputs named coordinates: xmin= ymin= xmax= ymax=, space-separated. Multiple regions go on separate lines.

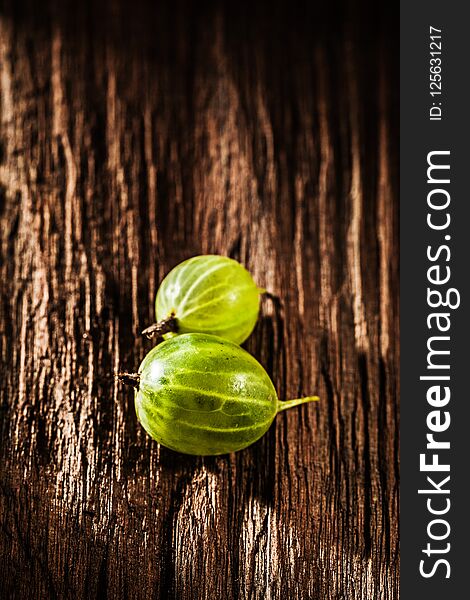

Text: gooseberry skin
xmin=134 ymin=333 xmax=318 ymax=455
xmin=155 ymin=255 xmax=262 ymax=344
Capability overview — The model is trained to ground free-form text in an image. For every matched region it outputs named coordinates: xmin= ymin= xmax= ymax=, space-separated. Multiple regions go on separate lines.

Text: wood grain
xmin=0 ymin=1 xmax=399 ymax=598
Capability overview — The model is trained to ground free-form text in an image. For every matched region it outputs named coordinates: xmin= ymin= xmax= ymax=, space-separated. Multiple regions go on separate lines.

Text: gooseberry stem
xmin=277 ymin=396 xmax=320 ymax=412
xmin=118 ymin=372 xmax=141 ymax=388
xmin=141 ymin=313 xmax=178 ymax=340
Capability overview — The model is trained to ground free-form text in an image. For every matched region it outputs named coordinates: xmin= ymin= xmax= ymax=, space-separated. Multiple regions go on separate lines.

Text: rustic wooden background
xmin=0 ymin=0 xmax=399 ymax=598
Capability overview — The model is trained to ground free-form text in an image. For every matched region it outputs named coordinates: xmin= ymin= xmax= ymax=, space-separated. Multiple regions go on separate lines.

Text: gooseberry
xmin=142 ymin=255 xmax=263 ymax=344
xmin=120 ymin=333 xmax=319 ymax=455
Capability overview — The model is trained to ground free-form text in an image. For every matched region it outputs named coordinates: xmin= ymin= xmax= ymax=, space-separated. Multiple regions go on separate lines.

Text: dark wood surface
xmin=0 ymin=1 xmax=399 ymax=598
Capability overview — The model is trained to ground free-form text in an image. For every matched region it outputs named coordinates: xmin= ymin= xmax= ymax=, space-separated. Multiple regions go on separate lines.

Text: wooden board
xmin=0 ymin=1 xmax=399 ymax=598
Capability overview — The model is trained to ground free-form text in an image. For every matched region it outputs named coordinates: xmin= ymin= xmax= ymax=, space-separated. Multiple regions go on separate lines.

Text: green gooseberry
xmin=142 ymin=255 xmax=264 ymax=345
xmin=120 ymin=333 xmax=319 ymax=456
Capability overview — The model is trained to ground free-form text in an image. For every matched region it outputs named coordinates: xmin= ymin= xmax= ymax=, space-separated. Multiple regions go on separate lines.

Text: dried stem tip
xmin=118 ymin=372 xmax=141 ymax=388
xmin=142 ymin=313 xmax=178 ymax=339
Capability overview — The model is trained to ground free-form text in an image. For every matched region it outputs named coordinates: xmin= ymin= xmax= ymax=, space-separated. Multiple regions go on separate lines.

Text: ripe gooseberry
xmin=120 ymin=333 xmax=319 ymax=455
xmin=142 ymin=255 xmax=264 ymax=345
